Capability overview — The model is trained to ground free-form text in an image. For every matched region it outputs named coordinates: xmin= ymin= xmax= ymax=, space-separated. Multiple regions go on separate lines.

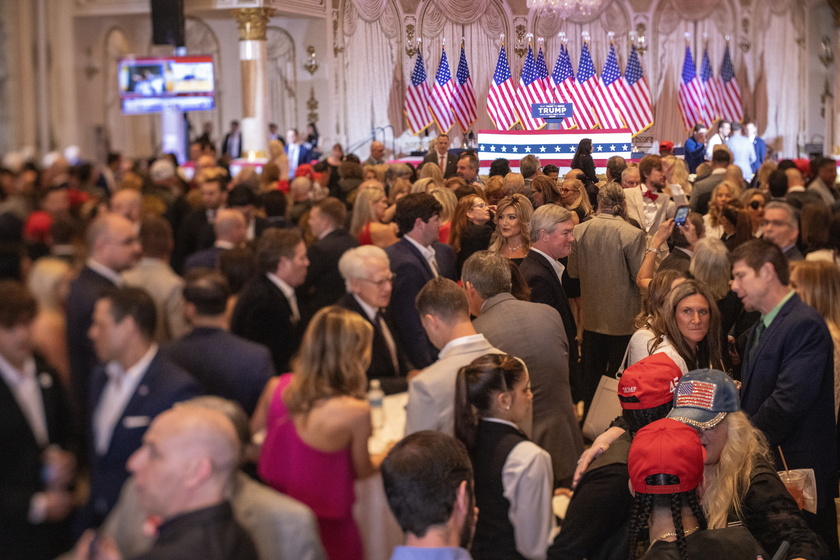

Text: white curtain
xmin=267 ymin=27 xmax=298 ymax=132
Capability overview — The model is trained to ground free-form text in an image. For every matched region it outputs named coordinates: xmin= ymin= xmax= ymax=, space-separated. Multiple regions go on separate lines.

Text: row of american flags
xmin=405 ymin=37 xmax=745 ymax=138
xmin=678 ymin=42 xmax=743 ymax=132
xmin=404 ymin=39 xmax=654 ymax=138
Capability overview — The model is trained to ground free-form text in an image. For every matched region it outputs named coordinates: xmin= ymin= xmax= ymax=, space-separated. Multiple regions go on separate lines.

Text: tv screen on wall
xmin=118 ymin=55 xmax=215 ymax=115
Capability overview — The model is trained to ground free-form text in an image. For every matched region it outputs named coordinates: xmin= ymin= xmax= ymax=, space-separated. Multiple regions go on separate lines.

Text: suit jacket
xmin=568 ymin=214 xmax=646 ymax=336
xmin=337 ymin=293 xmax=411 ymax=394
xmin=162 ymin=327 xmax=275 ymax=416
xmin=82 ymin=352 xmax=201 ymax=531
xmin=231 ymin=274 xmax=303 ymax=375
xmin=183 ymin=245 xmax=225 ymax=273
xmin=740 ymin=294 xmax=838 ymax=507
xmin=286 ymin=143 xmax=313 ymax=170
xmin=172 ymin=208 xmax=214 ymax=274
xmin=728 ymin=134 xmax=756 ymax=179
xmin=0 ymin=360 xmax=75 ymax=559
xmin=405 ymin=334 xmax=502 ymax=436
xmin=519 ymin=251 xmax=579 ymax=377
xmin=684 ymin=136 xmax=705 ymax=173
xmin=385 ymin=238 xmax=456 ymax=369
xmin=93 ymin=473 xmax=325 ymax=560
xmin=807 ymin=177 xmax=838 ymax=207
xmin=66 ymin=266 xmax=117 ymax=420
xmin=657 ymin=246 xmax=691 ymax=274
xmin=122 ymin=258 xmax=190 ymax=343
xmin=690 ymin=171 xmax=726 ymax=215
xmin=301 ymin=229 xmax=359 ymax=317
xmin=751 ymin=136 xmax=767 ymax=174
xmin=623 ymin=186 xmax=676 ymax=251
xmin=421 ymin=150 xmax=458 ymax=179
xmin=473 ymin=293 xmax=584 ymax=483
xmin=786 ymin=189 xmax=824 ymax=210
xmin=222 ymin=132 xmax=242 ymax=159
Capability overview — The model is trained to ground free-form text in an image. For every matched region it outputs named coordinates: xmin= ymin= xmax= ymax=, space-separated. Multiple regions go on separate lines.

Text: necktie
xmin=642 ymin=189 xmax=658 ymax=202
xmin=749 ymin=321 xmax=766 ymax=356
xmin=439 ymin=155 xmax=445 ymax=172
xmin=429 ymin=254 xmax=440 ymax=277
xmin=375 ymin=312 xmax=400 ymax=374
xmin=288 ymin=292 xmax=300 ymax=324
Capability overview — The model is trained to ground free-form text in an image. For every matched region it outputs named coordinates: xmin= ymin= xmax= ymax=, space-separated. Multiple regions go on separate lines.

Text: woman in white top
xmin=702 ymin=180 xmax=741 ymax=241
xmin=454 ymin=353 xmax=554 ymax=560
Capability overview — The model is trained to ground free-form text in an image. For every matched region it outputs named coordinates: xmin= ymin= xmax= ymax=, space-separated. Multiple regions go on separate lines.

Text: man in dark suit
xmin=519 ymin=205 xmax=581 ymax=403
xmin=301 ymin=197 xmax=359 ymax=317
xmin=689 ymin=149 xmax=731 ymax=215
xmin=0 ymin=281 xmax=78 ymax=559
xmin=163 ymin=272 xmax=275 ymax=416
xmin=285 ymin=128 xmax=313 ymax=179
xmin=464 ymin=250 xmax=583 ymax=486
xmin=337 ymin=245 xmax=411 ymax=394
xmin=732 ymin=239 xmax=838 ymax=554
xmin=385 ymin=193 xmax=456 ymax=369
xmin=67 ymin=213 xmax=142 ymax=424
xmin=82 ymin=287 xmax=201 ymax=532
xmin=227 ymin=184 xmax=270 ymax=243
xmin=421 ymin=134 xmax=457 ymax=179
xmin=231 ymin=229 xmax=309 ymax=374
xmin=172 ymin=173 xmax=226 ymax=274
xmin=761 ymin=201 xmax=804 ymax=262
xmin=221 ymin=120 xmax=242 ymax=160
xmin=746 ymin=121 xmax=766 ymax=176
xmin=183 ymin=208 xmax=247 ymax=273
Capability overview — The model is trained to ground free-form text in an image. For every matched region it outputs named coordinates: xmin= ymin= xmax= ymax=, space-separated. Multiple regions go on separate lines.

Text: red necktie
xmin=643 ymin=189 xmax=658 ymax=202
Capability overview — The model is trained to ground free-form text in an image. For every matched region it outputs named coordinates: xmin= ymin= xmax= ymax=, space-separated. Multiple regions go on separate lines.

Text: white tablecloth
xmin=354 ymin=392 xmax=408 ymax=560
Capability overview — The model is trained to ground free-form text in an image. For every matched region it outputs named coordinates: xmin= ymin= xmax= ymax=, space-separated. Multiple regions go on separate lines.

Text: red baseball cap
xmin=618 ymin=353 xmax=683 ymax=410
xmin=659 ymin=141 xmax=674 ymax=152
xmin=629 ymin=418 xmax=705 ymax=494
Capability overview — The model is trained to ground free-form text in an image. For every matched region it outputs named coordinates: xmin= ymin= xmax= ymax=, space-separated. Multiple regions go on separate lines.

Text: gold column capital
xmin=233 ymin=7 xmax=275 ymax=41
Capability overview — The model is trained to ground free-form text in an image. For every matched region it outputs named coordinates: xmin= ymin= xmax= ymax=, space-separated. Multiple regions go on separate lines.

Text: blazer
xmin=183 ymin=245 xmax=225 ymax=273
xmin=473 ymin=293 xmax=584 ymax=484
xmin=222 ymin=132 xmax=242 ymax=159
xmin=337 ymin=293 xmax=410 ymax=393
xmin=657 ymin=247 xmax=691 ymax=274
xmin=405 ymin=334 xmax=502 ymax=436
xmin=0 ymin=361 xmax=75 ymax=559
xmin=231 ymin=274 xmax=303 ymax=375
xmin=751 ymin=136 xmax=767 ymax=174
xmin=301 ymin=229 xmax=359 ymax=317
xmin=385 ymin=237 xmax=456 ymax=369
xmin=740 ymin=294 xmax=838 ymax=507
xmin=623 ymin=186 xmax=676 ymax=241
xmin=66 ymin=266 xmax=117 ymax=420
xmin=421 ymin=151 xmax=458 ymax=179
xmin=690 ymin=171 xmax=726 ymax=215
xmin=162 ymin=327 xmax=276 ymax=416
xmin=82 ymin=352 xmax=201 ymax=531
xmin=807 ymin=177 xmax=838 ymax=207
xmin=172 ymin=208 xmax=214 ymax=274
xmin=519 ymin=251 xmax=579 ymax=374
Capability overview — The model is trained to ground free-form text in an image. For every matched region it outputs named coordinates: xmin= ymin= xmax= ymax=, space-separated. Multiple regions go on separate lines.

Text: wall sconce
xmin=629 ymin=23 xmax=647 ymax=55
xmin=819 ymin=36 xmax=834 ymax=67
xmin=303 ymin=46 xmax=319 ymax=75
xmin=405 ymin=24 xmax=417 ymax=58
xmin=738 ymin=18 xmax=750 ymax=53
xmin=514 ymin=24 xmax=528 ymax=58
xmin=84 ymin=47 xmax=100 ymax=80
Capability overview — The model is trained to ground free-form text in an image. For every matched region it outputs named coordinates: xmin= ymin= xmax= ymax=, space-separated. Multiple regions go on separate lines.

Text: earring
xmin=505 ymin=405 xmax=510 ymax=411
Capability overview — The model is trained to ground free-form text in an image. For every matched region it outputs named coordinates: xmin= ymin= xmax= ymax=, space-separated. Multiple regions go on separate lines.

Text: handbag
xmin=582 ymin=345 xmax=630 ymax=441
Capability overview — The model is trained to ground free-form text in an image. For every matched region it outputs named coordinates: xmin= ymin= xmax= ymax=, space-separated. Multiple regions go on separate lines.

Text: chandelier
xmin=526 ymin=0 xmax=607 ymax=19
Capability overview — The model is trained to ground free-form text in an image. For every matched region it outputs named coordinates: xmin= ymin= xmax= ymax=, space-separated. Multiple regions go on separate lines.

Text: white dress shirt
xmin=405 ymin=235 xmax=439 ymax=277
xmin=639 ymin=185 xmax=658 ymax=231
xmin=93 ymin=344 xmax=158 ymax=455
xmin=529 ymin=248 xmax=565 ymax=283
xmin=0 ymin=353 xmax=48 ymax=447
xmin=86 ymin=258 xmax=123 ymax=286
xmin=353 ymin=294 xmax=399 ymax=372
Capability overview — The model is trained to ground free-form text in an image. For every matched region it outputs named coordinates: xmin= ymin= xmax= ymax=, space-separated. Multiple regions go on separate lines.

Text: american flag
xmin=405 ymin=50 xmax=433 ymax=135
xmin=675 ymin=380 xmax=717 ymax=410
xmin=550 ymin=44 xmax=578 ymax=130
xmin=487 ymin=43 xmax=520 ymax=130
xmin=615 ymin=45 xmax=653 ymax=136
xmin=678 ymin=44 xmax=704 ymax=131
xmin=515 ymin=45 xmax=548 ymax=130
xmin=700 ymin=47 xmax=720 ymax=126
xmin=452 ymin=43 xmax=477 ymax=131
xmin=718 ymin=44 xmax=743 ymax=122
xmin=595 ymin=43 xmax=628 ymax=130
xmin=536 ymin=45 xmax=551 ymax=91
xmin=430 ymin=47 xmax=456 ymax=133
xmin=573 ymin=43 xmax=602 ymax=130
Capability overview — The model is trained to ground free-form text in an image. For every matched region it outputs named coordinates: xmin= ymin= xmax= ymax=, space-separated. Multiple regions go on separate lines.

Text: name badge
xmin=123 ymin=416 xmax=151 ymax=429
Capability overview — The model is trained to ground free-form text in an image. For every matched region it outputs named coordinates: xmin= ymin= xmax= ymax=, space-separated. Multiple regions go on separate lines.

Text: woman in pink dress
xmin=253 ymin=306 xmax=376 ymax=560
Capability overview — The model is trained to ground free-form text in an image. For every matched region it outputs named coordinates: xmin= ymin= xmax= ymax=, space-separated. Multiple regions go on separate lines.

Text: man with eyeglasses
xmin=338 ymin=245 xmax=412 ymax=393
xmin=761 ymin=201 xmax=803 ymax=261
xmin=67 ymin=213 xmax=143 ymax=426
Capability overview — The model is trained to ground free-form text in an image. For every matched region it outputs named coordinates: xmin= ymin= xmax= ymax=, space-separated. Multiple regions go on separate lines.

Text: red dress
xmin=358 ymin=222 xmax=373 ymax=245
xmin=258 ymin=374 xmax=363 ymax=560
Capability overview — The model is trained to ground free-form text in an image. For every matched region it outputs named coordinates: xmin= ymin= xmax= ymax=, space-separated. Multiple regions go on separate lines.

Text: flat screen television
xmin=118 ymin=55 xmax=215 ymax=115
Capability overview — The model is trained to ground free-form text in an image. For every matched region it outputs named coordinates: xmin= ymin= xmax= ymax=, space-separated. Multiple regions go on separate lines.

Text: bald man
xmin=364 ymin=141 xmax=387 ymax=166
xmin=67 ymin=213 xmax=142 ymax=421
xmin=75 ymin=406 xmax=258 ymax=560
xmin=182 ymin=208 xmax=246 ymax=273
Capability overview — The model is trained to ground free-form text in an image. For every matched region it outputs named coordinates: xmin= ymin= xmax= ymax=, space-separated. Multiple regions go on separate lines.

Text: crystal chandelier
xmin=526 ymin=0 xmax=606 ymax=19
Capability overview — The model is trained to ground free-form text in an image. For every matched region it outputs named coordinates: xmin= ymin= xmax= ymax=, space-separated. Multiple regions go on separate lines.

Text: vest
xmin=470 ymin=420 xmax=527 ymax=560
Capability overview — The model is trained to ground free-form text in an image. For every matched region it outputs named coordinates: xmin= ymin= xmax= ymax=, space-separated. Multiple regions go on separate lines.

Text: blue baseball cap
xmin=666 ymin=369 xmax=740 ymax=430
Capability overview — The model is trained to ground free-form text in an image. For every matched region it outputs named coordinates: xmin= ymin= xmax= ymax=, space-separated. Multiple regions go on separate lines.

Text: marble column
xmin=233 ymin=7 xmax=273 ymax=161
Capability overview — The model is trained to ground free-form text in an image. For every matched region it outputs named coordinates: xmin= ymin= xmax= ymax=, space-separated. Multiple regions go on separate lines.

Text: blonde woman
xmin=410 ymin=177 xmax=437 ymax=194
xmin=27 ymin=257 xmax=73 ymax=383
xmin=502 ymin=172 xmax=526 ymax=197
xmin=253 ymin=306 xmax=376 ymax=560
xmin=488 ymin=194 xmax=533 ymax=264
xmin=349 ymin=186 xmax=398 ymax=247
xmin=704 ymin=180 xmax=742 ymax=239
xmin=558 ymin=177 xmax=592 ymax=225
xmin=662 ymin=155 xmax=691 ymax=203
xmin=268 ymin=139 xmax=290 ymax=182
xmin=418 ymin=162 xmax=444 ymax=189
xmin=432 ymin=187 xmax=457 ymax=243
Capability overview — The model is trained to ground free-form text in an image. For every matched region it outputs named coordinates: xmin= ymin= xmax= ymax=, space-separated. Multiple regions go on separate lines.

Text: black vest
xmin=470 ymin=420 xmax=528 ymax=560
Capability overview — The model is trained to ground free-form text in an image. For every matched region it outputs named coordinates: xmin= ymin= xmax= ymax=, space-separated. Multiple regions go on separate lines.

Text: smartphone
xmin=673 ymin=205 xmax=690 ymax=227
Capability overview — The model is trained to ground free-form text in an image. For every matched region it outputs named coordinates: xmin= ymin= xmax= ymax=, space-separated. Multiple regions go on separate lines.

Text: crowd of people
xmin=1 ymin=120 xmax=839 ymax=560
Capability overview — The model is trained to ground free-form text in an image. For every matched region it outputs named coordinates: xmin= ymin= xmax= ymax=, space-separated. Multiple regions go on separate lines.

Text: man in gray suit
xmin=462 ymin=251 xmax=583 ymax=486
xmin=690 ymin=149 xmax=732 ymax=215
xmin=405 ymin=277 xmax=502 ymax=436
xmin=569 ymin=184 xmax=646 ymax=413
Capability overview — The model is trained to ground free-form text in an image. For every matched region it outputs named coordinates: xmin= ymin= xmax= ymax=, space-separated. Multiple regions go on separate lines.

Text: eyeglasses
xmin=749 ymin=200 xmax=765 ymax=210
xmin=359 ymin=274 xmax=396 ymax=287
xmin=471 ymin=203 xmax=488 ymax=210
xmin=760 ymin=219 xmax=791 ymax=228
xmin=559 ymin=188 xmax=577 ymax=194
